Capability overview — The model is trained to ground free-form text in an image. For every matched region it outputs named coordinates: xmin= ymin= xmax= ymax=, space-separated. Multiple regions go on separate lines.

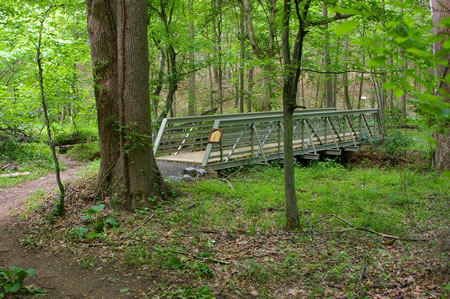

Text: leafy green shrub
xmin=0 ymin=141 xmax=53 ymax=167
xmin=383 ymin=130 xmax=413 ymax=154
xmin=0 ymin=266 xmax=45 ymax=296
xmin=47 ymin=123 xmax=98 ymax=146
xmin=71 ymin=204 xmax=119 ymax=240
xmin=66 ymin=142 xmax=100 ymax=161
xmin=384 ymin=108 xmax=407 ymax=128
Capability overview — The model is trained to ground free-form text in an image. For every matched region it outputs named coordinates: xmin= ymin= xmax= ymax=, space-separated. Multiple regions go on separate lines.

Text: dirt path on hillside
xmin=0 ymin=157 xmax=143 ymax=298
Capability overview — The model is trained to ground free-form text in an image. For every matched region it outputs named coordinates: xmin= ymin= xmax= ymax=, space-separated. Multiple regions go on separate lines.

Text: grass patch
xmin=183 ymin=161 xmax=448 ymax=234
xmin=66 ymin=142 xmax=100 ymax=161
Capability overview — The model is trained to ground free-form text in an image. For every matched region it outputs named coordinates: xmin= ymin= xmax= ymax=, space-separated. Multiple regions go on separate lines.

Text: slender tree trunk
xmin=343 ymin=74 xmax=352 ymax=110
xmin=157 ymin=46 xmax=177 ymax=124
xmin=242 ymin=0 xmax=277 ymax=111
xmin=323 ymin=4 xmax=333 ymax=108
xmin=234 ymin=66 xmax=239 ymax=108
xmin=342 ymin=39 xmax=352 ymax=110
xmin=315 ymin=76 xmax=321 ymax=108
xmin=301 ymin=74 xmax=305 ymax=107
xmin=398 ymin=55 xmax=407 ymax=117
xmin=247 ymin=66 xmax=254 ymax=112
xmin=188 ymin=0 xmax=196 ymax=116
xmin=171 ymin=92 xmax=176 ymax=117
xmin=281 ymin=0 xmax=310 ymax=230
xmin=152 ymin=48 xmax=165 ymax=116
xmin=212 ymin=0 xmax=223 ymax=114
xmin=37 ymin=6 xmax=65 ymax=215
xmin=333 ymin=38 xmax=340 ymax=107
xmin=239 ymin=8 xmax=245 ymax=113
xmin=357 ymin=53 xmax=365 ymax=109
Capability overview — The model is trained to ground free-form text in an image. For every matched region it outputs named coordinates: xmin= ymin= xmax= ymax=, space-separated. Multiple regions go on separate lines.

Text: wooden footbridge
xmin=153 ymin=108 xmax=383 ymax=170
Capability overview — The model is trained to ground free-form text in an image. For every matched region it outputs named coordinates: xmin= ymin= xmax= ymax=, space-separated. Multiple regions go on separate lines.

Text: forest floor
xmin=0 ymin=146 xmax=449 ymax=298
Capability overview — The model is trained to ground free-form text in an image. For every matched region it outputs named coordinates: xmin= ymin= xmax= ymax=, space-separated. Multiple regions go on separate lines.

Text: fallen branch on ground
xmin=133 ymin=237 xmax=229 ymax=265
xmin=219 ymin=178 xmax=234 ymax=190
xmin=0 ymin=172 xmax=31 ymax=178
xmin=119 ymin=214 xmax=155 ymax=240
xmin=331 ymin=214 xmax=428 ymax=242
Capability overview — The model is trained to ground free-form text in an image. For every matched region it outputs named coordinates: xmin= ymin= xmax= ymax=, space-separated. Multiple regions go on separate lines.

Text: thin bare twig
xmin=220 ymin=178 xmax=234 ymax=190
xmin=119 ymin=214 xmax=155 ymax=240
xmin=331 ymin=214 xmax=427 ymax=242
xmin=304 ymin=212 xmax=322 ymax=255
xmin=134 ymin=237 xmax=229 ymax=265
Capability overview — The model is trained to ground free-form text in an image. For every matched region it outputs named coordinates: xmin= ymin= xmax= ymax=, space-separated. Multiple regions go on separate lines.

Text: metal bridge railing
xmin=153 ymin=108 xmax=382 ymax=170
xmin=153 ymin=108 xmax=336 ymax=156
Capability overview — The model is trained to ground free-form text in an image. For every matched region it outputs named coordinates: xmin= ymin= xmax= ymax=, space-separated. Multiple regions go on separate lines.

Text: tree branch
xmin=306 ymin=13 xmax=353 ymax=27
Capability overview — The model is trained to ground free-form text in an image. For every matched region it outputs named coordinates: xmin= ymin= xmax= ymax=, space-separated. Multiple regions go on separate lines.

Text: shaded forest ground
xmin=0 ymin=129 xmax=449 ymax=298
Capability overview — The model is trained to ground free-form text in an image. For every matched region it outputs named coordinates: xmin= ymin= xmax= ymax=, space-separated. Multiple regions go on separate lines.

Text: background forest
xmin=1 ymin=0 xmax=447 ymax=156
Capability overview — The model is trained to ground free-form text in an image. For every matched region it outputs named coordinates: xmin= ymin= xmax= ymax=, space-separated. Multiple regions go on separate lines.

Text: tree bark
xmin=188 ymin=0 xmax=196 ymax=116
xmin=239 ymin=8 xmax=246 ymax=113
xmin=152 ymin=47 xmax=165 ymax=117
xmin=322 ymin=3 xmax=333 ymax=108
xmin=242 ymin=0 xmax=277 ymax=111
xmin=342 ymin=39 xmax=352 ymax=110
xmin=87 ymin=0 xmax=166 ymax=209
xmin=430 ymin=0 xmax=450 ymax=172
xmin=247 ymin=66 xmax=254 ymax=112
xmin=281 ymin=0 xmax=308 ymax=230
xmin=37 ymin=6 xmax=65 ymax=215
xmin=212 ymin=0 xmax=223 ymax=114
xmin=86 ymin=0 xmax=122 ymax=195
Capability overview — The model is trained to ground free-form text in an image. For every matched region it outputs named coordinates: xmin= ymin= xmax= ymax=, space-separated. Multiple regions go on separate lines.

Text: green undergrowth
xmin=117 ymin=161 xmax=448 ymax=296
xmin=0 ymin=142 xmax=65 ymax=188
xmin=24 ymin=157 xmax=449 ymax=297
xmin=66 ymin=142 xmax=100 ymax=161
xmin=384 ymin=127 xmax=434 ymax=155
xmin=182 ymin=161 xmax=448 ymax=235
xmin=46 ymin=122 xmax=98 ymax=146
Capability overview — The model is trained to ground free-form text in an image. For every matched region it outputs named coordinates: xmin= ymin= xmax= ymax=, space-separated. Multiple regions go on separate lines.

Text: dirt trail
xmin=0 ymin=156 xmax=84 ymax=220
xmin=0 ymin=157 xmax=140 ymax=298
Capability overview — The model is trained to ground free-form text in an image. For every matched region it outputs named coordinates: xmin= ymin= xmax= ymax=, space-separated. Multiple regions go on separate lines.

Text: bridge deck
xmin=154 ymin=108 xmax=383 ymax=170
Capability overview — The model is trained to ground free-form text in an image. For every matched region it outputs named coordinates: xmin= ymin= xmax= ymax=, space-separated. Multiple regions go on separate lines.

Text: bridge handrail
xmin=153 ymin=109 xmax=382 ymax=162
xmin=200 ymin=109 xmax=382 ymax=167
xmin=153 ymin=108 xmax=337 ymax=154
xmin=159 ymin=108 xmax=336 ymax=124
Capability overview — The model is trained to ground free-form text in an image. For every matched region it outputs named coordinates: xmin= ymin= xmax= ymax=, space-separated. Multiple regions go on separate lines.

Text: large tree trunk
xmin=86 ymin=0 xmax=122 ymax=194
xmin=87 ymin=0 xmax=166 ymax=209
xmin=430 ymin=0 xmax=450 ymax=172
